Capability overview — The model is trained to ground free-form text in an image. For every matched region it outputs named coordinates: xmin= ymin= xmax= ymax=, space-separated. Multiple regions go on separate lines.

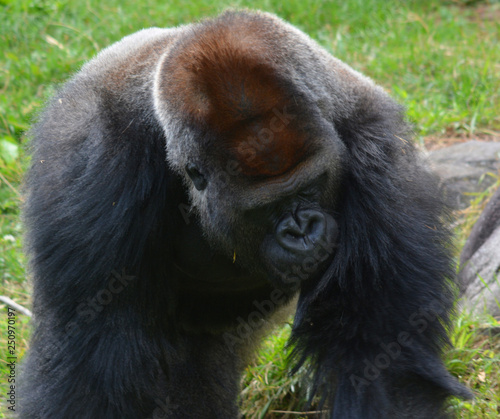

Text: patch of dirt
xmin=424 ymin=132 xmax=500 ymax=151
xmin=467 ymin=3 xmax=500 ymax=23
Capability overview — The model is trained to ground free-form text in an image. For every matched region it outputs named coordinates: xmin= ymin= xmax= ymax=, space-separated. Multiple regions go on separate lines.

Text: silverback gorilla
xmin=21 ymin=10 xmax=472 ymax=419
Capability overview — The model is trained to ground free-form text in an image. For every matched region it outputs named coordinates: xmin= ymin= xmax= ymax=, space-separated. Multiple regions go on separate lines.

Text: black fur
xmin=20 ymin=10 xmax=471 ymax=419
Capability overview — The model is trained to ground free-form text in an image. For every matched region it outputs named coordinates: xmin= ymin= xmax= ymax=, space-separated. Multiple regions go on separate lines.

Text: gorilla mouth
xmin=274 ymin=243 xmax=336 ymax=288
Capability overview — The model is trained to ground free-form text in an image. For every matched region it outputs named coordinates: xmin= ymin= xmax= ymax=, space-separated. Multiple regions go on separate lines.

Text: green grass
xmin=1 ymin=0 xmax=499 ymax=417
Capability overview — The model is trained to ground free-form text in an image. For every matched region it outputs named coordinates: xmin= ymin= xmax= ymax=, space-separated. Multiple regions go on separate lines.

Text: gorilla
xmin=21 ymin=10 xmax=472 ymax=419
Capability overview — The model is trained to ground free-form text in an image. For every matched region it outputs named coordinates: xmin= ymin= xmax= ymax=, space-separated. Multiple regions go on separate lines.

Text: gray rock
xmin=459 ymin=187 xmax=500 ymax=317
xmin=428 ymin=141 xmax=500 ymax=209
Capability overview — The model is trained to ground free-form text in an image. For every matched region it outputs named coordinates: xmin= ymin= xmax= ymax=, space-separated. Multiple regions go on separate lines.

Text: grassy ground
xmin=1 ymin=0 xmax=499 ymax=417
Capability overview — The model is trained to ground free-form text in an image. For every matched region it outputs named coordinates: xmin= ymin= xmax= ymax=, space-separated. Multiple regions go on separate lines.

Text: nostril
xmin=298 ymin=211 xmax=325 ymax=241
xmin=285 ymin=230 xmax=303 ymax=240
xmin=277 ymin=216 xmax=303 ymax=240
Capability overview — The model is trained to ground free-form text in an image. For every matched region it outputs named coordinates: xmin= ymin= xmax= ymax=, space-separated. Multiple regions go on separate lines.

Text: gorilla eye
xmin=185 ymin=163 xmax=207 ymax=191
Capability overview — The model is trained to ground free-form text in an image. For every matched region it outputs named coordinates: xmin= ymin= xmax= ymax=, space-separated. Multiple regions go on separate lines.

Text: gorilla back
xmin=21 ymin=10 xmax=471 ymax=419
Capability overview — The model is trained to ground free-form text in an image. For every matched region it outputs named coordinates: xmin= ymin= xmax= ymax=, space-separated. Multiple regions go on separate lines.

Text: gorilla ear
xmin=156 ymin=21 xmax=290 ymax=133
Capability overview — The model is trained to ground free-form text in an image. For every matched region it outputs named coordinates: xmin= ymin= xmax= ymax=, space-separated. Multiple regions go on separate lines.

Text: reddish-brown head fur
xmin=160 ymin=14 xmax=309 ymax=178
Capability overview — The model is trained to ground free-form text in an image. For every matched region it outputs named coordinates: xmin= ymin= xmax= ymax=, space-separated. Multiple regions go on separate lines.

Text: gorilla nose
xmin=276 ymin=210 xmax=330 ymax=254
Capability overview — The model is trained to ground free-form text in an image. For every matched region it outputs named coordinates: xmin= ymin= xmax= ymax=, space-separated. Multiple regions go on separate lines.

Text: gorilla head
xmin=154 ymin=20 xmax=347 ymax=289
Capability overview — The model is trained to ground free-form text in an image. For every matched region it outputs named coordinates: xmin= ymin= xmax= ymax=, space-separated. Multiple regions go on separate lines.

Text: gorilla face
xmin=177 ymin=111 xmax=343 ymax=289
